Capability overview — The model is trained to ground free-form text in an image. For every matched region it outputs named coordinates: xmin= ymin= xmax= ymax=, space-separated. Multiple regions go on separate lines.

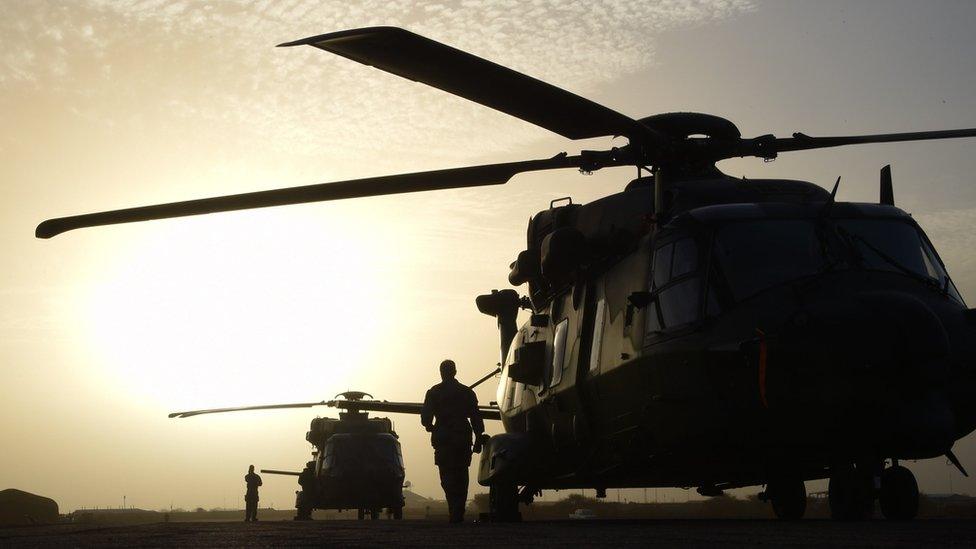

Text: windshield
xmin=327 ymin=435 xmax=400 ymax=467
xmin=713 ymin=219 xmax=827 ymax=301
xmin=836 ymin=220 xmax=938 ymax=278
xmin=712 ymin=218 xmax=961 ymax=303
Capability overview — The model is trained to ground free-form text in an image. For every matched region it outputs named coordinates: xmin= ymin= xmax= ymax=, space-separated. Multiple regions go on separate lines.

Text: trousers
xmin=245 ymin=496 xmax=258 ymax=521
xmin=438 ymin=464 xmax=469 ymax=522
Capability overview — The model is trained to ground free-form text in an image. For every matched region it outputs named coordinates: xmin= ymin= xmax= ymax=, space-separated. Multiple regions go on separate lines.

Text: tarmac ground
xmin=2 ymin=518 xmax=976 ymax=548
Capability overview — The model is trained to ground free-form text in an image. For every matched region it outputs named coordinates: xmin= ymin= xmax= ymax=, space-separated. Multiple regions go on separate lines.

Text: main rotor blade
xmin=326 ymin=398 xmax=502 ymax=421
xmin=261 ymin=469 xmax=301 ymax=476
xmin=168 ymin=401 xmax=326 ymax=419
xmin=744 ymin=127 xmax=976 ymax=159
xmin=36 ymin=155 xmax=582 ymax=238
xmin=279 ymin=27 xmax=648 ymax=141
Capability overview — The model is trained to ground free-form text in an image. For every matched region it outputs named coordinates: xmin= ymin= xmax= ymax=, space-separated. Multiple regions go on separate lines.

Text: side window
xmin=550 ymin=319 xmax=569 ymax=388
xmin=498 ymin=340 xmax=518 ymax=410
xmin=652 ymin=243 xmax=673 ymax=289
xmin=648 ymin=236 xmax=703 ymax=334
xmin=589 ymin=299 xmax=606 ymax=372
xmin=659 ymin=278 xmax=701 ymax=327
xmin=495 ymin=364 xmax=510 ymax=410
xmin=671 ymin=238 xmax=698 ymax=278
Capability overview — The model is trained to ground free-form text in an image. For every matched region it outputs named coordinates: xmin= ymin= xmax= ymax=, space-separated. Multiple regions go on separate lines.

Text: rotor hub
xmin=637 ymin=112 xmax=740 ymax=141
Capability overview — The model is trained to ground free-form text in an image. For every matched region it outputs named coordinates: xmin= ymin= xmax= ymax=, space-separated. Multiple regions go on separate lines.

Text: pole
xmin=469 ymin=366 xmax=502 ymax=390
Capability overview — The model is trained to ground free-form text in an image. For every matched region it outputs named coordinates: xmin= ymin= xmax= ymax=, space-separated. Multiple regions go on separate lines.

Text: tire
xmin=392 ymin=506 xmax=403 ymax=520
xmin=489 ymin=482 xmax=521 ymax=522
xmin=829 ymin=466 xmax=874 ymax=521
xmin=357 ymin=508 xmax=365 ymax=520
xmin=880 ymin=466 xmax=919 ymax=521
xmin=769 ymin=477 xmax=807 ymax=520
xmin=370 ymin=507 xmax=380 ymax=520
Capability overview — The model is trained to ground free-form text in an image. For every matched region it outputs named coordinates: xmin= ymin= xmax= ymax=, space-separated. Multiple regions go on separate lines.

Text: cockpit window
xmin=659 ymin=278 xmax=701 ymax=327
xmin=671 ymin=238 xmax=699 ymax=278
xmin=652 ymin=237 xmax=698 ymax=288
xmin=714 ymin=220 xmax=826 ymax=301
xmin=647 ymin=236 xmax=703 ymax=336
xmin=836 ymin=220 xmax=937 ymax=277
xmin=652 ymin=243 xmax=673 ymax=289
xmin=711 ymin=217 xmax=963 ymax=305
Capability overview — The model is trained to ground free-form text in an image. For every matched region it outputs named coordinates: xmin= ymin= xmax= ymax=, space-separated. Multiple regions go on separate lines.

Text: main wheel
xmin=829 ymin=466 xmax=874 ymax=521
xmin=392 ymin=506 xmax=403 ymax=520
xmin=879 ymin=465 xmax=919 ymax=521
xmin=489 ymin=482 xmax=521 ymax=522
xmin=768 ymin=476 xmax=807 ymax=520
xmin=370 ymin=507 xmax=380 ymax=520
xmin=356 ymin=508 xmax=365 ymax=520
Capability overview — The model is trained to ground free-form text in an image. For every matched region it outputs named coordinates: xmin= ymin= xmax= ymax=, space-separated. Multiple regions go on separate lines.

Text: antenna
xmin=820 ymin=176 xmax=842 ymax=216
xmin=880 ymin=165 xmax=894 ymax=206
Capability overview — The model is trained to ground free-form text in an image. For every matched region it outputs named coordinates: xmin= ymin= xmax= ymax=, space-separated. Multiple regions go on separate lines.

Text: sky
xmin=2 ymin=0 xmax=976 ymax=512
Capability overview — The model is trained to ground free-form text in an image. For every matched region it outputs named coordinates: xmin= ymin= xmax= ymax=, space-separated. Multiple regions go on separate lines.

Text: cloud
xmin=1 ymin=1 xmax=755 ymax=159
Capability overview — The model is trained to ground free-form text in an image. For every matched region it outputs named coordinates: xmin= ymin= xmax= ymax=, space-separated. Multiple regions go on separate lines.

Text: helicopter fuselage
xmin=480 ymin=177 xmax=976 ymax=495
xmin=294 ymin=412 xmax=405 ymax=518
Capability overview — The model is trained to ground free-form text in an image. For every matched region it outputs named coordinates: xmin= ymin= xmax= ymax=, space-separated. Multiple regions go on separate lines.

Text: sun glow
xmin=80 ymin=206 xmax=400 ymax=410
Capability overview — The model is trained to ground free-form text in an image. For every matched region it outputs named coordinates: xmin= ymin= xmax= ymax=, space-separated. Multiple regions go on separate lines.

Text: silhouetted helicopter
xmin=38 ymin=27 xmax=976 ymax=522
xmin=170 ymin=391 xmax=414 ymax=520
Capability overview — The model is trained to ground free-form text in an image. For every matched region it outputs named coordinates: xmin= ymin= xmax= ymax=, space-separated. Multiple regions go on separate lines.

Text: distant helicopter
xmin=170 ymin=391 xmax=413 ymax=520
xmin=39 ymin=27 xmax=976 ymax=522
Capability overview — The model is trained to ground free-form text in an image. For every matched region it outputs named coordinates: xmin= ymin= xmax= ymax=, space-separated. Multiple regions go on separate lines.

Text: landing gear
xmin=294 ymin=490 xmax=313 ymax=521
xmin=828 ymin=465 xmax=875 ymax=520
xmin=391 ymin=506 xmax=403 ymax=520
xmin=488 ymin=482 xmax=521 ymax=522
xmin=356 ymin=507 xmax=381 ymax=520
xmin=879 ymin=465 xmax=919 ymax=521
xmin=294 ymin=506 xmax=313 ymax=521
xmin=767 ymin=476 xmax=807 ymax=520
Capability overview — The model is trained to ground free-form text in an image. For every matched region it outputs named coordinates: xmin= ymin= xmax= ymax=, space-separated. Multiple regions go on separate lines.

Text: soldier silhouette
xmin=244 ymin=465 xmax=263 ymax=522
xmin=295 ymin=461 xmax=316 ymax=521
xmin=421 ymin=359 xmax=485 ymax=523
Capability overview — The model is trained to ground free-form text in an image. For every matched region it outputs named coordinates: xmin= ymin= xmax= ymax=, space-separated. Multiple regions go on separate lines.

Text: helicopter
xmin=169 ymin=391 xmax=416 ymax=520
xmin=37 ymin=27 xmax=976 ymax=522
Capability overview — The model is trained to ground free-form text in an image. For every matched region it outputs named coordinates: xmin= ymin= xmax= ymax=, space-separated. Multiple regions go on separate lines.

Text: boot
xmin=449 ymin=498 xmax=465 ymax=523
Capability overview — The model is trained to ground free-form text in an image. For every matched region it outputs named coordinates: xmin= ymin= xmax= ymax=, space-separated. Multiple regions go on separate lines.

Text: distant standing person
xmin=421 ymin=359 xmax=486 ymax=523
xmin=244 ymin=465 xmax=263 ymax=522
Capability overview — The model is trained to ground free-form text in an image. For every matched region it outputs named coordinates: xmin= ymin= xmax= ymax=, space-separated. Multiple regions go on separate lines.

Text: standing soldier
xmin=421 ymin=359 xmax=486 ymax=523
xmin=244 ymin=465 xmax=263 ymax=522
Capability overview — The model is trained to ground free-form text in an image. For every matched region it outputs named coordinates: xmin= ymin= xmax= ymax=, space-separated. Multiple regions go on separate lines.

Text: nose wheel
xmin=766 ymin=475 xmax=807 ymax=520
xmin=879 ymin=464 xmax=919 ymax=520
xmin=828 ymin=461 xmax=919 ymax=521
xmin=487 ymin=482 xmax=522 ymax=522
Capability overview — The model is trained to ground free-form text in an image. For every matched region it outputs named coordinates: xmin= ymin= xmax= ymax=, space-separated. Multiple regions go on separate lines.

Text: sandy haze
xmin=2 ymin=0 xmax=976 ymax=512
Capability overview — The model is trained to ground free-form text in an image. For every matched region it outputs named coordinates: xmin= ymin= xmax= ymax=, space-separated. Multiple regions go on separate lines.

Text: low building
xmin=0 ymin=489 xmax=59 ymax=526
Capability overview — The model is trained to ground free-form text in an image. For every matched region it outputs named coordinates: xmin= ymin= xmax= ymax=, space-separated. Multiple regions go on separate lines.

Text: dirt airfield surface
xmin=3 ymin=519 xmax=976 ymax=548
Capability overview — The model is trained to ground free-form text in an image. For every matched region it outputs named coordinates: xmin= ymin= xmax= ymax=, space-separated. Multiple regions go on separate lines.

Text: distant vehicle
xmin=168 ymin=391 xmax=406 ymax=520
xmin=569 ymin=508 xmax=597 ymax=520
